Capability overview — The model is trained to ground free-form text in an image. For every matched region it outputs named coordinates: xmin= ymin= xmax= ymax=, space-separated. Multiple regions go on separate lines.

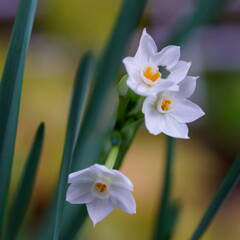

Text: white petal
xmin=126 ymin=77 xmax=137 ymax=89
xmin=144 ymin=111 xmax=163 ymax=135
xmin=66 ymin=182 xmax=94 ymax=204
xmin=110 ymin=169 xmax=134 ymax=191
xmin=91 ymin=164 xmax=134 ymax=191
xmin=135 ymin=83 xmax=151 ymax=96
xmin=90 ymin=164 xmax=116 ymax=178
xmin=69 ymin=164 xmax=110 ymax=185
xmin=126 ymin=79 xmax=150 ymax=97
xmin=142 ymin=96 xmax=164 ymax=135
xmin=167 ymin=61 xmax=191 ymax=84
xmin=68 ymin=168 xmax=93 ymax=184
xmin=110 ymin=186 xmax=136 ymax=214
xmin=123 ymin=57 xmax=140 ymax=79
xmin=151 ymin=45 xmax=180 ymax=69
xmin=170 ymin=99 xmax=205 ymax=123
xmin=162 ymin=114 xmax=189 ymax=139
xmin=128 ymin=81 xmax=152 ymax=97
xmin=86 ymin=199 xmax=114 ymax=226
xmin=142 ymin=95 xmax=156 ymax=113
xmin=150 ymin=80 xmax=176 ymax=95
xmin=167 ymin=84 xmax=179 ymax=92
xmin=176 ymin=76 xmax=198 ymax=98
xmin=135 ymin=28 xmax=157 ymax=61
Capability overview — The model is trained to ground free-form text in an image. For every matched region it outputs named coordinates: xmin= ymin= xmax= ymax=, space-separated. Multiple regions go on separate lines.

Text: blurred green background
xmin=0 ymin=0 xmax=240 ymax=239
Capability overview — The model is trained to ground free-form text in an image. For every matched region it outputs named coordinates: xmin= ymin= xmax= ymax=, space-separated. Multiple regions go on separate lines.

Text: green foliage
xmin=0 ymin=0 xmax=38 ymax=234
xmin=4 ymin=123 xmax=45 ymax=240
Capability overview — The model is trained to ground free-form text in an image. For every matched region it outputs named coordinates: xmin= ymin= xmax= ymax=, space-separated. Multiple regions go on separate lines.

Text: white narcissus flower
xmin=123 ymin=28 xmax=191 ymax=96
xmin=66 ymin=164 xmax=136 ymax=226
xmin=142 ymin=76 xmax=205 ymax=139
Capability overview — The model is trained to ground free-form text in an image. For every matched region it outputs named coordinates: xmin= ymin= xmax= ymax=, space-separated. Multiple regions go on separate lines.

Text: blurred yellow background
xmin=0 ymin=0 xmax=240 ymax=239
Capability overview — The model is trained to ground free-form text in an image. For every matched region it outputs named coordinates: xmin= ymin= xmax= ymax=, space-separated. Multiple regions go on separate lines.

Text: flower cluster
xmin=66 ymin=29 xmax=205 ymax=227
xmin=123 ymin=29 xmax=204 ymax=139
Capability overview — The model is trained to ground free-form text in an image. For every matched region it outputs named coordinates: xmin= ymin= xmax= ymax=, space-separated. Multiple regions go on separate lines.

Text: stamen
xmin=161 ymin=99 xmax=172 ymax=111
xmin=144 ymin=66 xmax=161 ymax=82
xmin=95 ymin=183 xmax=107 ymax=193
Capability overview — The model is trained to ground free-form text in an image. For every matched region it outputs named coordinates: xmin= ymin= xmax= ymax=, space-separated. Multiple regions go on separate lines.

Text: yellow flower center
xmin=95 ymin=182 xmax=107 ymax=193
xmin=144 ymin=66 xmax=161 ymax=82
xmin=161 ymin=99 xmax=172 ymax=111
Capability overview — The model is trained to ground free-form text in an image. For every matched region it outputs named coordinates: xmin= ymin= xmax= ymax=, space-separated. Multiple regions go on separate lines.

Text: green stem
xmin=153 ymin=136 xmax=175 ymax=240
xmin=190 ymin=156 xmax=240 ymax=240
xmin=105 ymin=146 xmax=119 ymax=169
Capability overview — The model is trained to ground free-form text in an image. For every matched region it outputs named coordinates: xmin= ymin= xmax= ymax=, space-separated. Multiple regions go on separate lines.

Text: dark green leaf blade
xmin=190 ymin=156 xmax=240 ymax=240
xmin=0 ymin=0 xmax=38 ymax=233
xmin=51 ymin=52 xmax=94 ymax=240
xmin=4 ymin=123 xmax=45 ymax=240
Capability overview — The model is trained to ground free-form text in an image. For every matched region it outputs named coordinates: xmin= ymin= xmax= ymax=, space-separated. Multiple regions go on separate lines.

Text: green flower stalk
xmin=105 ymin=146 xmax=120 ymax=169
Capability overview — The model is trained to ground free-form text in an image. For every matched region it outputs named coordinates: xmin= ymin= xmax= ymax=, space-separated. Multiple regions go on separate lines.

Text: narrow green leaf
xmin=71 ymin=0 xmax=147 ymax=172
xmin=166 ymin=0 xmax=229 ymax=45
xmin=190 ymin=156 xmax=240 ymax=240
xmin=0 ymin=0 xmax=38 ymax=233
xmin=51 ymin=52 xmax=94 ymax=240
xmin=4 ymin=123 xmax=45 ymax=240
xmin=153 ymin=137 xmax=175 ymax=240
